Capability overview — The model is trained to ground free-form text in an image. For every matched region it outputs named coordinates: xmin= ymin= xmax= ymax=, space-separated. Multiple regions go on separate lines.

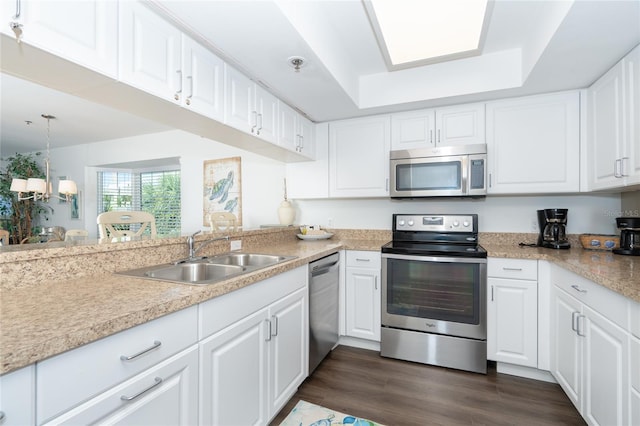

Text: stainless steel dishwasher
xmin=308 ymin=252 xmax=340 ymax=374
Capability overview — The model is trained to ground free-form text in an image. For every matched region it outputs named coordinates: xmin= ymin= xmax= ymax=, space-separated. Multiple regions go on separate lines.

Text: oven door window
xmin=386 ymin=258 xmax=480 ymax=325
xmin=396 ymin=161 xmax=461 ymax=191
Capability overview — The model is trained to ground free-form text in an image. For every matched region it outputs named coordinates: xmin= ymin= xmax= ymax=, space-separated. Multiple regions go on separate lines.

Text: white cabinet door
xmin=225 ymin=66 xmax=255 ymax=134
xmin=631 ymin=336 xmax=640 ymax=426
xmin=486 ymin=92 xmax=580 ymax=194
xmin=329 ymin=116 xmax=391 ymax=197
xmin=278 ymin=101 xmax=299 ymax=152
xmin=582 ymin=305 xmax=629 ymax=426
xmin=44 ymin=346 xmax=198 ymax=426
xmin=1 ymin=0 xmax=118 ymax=77
xmin=391 ymin=109 xmax=435 ymax=150
xmin=345 ymin=267 xmax=381 ymax=341
xmin=181 ymin=35 xmax=224 ymax=121
xmin=624 ymin=44 xmax=640 ymax=186
xmin=487 ymin=278 xmax=537 ymax=367
xmin=435 ymin=103 xmax=485 ymax=146
xmin=119 ymin=1 xmax=181 ymax=101
xmin=268 ymin=288 xmax=307 ymax=419
xmin=0 ymin=365 xmax=35 ymax=426
xmin=588 ymin=61 xmax=625 ymax=190
xmin=255 ymin=86 xmax=278 ymax=144
xmin=551 ymin=287 xmax=582 ymax=408
xmin=200 ymin=308 xmax=269 ymax=426
xmin=297 ymin=115 xmax=316 ymax=159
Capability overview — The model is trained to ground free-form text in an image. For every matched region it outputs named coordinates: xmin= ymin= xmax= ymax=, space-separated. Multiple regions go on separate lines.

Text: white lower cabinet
xmin=0 ymin=365 xmax=35 ymax=426
xmin=487 ymin=258 xmax=538 ymax=368
xmin=43 ymin=346 xmax=198 ymax=425
xmin=345 ymin=251 xmax=381 ymax=342
xmin=199 ymin=266 xmax=308 ymax=425
xmin=631 ymin=336 xmax=640 ymax=425
xmin=551 ymin=265 xmax=630 ymax=426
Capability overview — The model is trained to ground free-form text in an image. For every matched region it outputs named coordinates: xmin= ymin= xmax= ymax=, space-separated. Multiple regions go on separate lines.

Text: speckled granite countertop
xmin=1 ymin=229 xmax=638 ymax=376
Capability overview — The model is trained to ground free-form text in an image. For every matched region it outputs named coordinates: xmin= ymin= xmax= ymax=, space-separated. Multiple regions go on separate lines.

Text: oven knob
xmin=398 ymin=219 xmax=405 ymax=226
xmin=452 ymin=221 xmax=459 ymax=227
xmin=408 ymin=220 xmax=414 ymax=226
xmin=463 ymin=221 xmax=470 ymax=227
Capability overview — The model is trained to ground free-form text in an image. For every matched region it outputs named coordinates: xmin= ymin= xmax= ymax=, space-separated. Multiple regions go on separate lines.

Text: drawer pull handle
xmin=120 ymin=377 xmax=162 ymax=401
xmin=355 ymin=258 xmax=371 ymax=262
xmin=120 ymin=340 xmax=161 ymax=361
xmin=502 ymin=267 xmax=522 ymax=271
xmin=571 ymin=285 xmax=587 ymax=294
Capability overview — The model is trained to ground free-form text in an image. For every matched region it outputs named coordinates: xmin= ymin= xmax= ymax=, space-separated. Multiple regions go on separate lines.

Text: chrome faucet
xmin=186 ymin=230 xmax=230 ymax=261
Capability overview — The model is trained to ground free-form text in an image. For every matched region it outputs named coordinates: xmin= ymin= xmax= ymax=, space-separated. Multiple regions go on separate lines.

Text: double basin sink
xmin=118 ymin=253 xmax=296 ymax=285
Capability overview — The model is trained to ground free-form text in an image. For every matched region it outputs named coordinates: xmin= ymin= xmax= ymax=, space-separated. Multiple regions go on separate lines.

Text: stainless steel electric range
xmin=380 ymin=214 xmax=488 ymax=374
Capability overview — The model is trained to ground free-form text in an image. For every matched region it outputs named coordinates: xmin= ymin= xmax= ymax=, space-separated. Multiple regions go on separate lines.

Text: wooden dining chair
xmin=64 ymin=229 xmax=89 ymax=241
xmin=208 ymin=212 xmax=238 ymax=232
xmin=97 ymin=211 xmax=157 ymax=240
xmin=0 ymin=229 xmax=9 ymax=245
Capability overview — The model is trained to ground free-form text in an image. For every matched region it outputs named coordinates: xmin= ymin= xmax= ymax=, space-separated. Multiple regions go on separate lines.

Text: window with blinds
xmin=97 ymin=169 xmax=180 ymax=237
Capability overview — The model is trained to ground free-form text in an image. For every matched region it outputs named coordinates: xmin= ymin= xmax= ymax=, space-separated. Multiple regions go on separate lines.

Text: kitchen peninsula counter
xmin=1 ymin=229 xmax=638 ymax=376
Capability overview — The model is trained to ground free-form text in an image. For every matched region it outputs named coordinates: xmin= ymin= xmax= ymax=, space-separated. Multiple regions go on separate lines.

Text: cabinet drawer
xmin=43 ymin=345 xmax=198 ymax=425
xmin=551 ymin=265 xmax=628 ymax=329
xmin=346 ymin=251 xmax=381 ymax=268
xmin=488 ymin=258 xmax=537 ymax=280
xmin=37 ymin=305 xmax=198 ymax=423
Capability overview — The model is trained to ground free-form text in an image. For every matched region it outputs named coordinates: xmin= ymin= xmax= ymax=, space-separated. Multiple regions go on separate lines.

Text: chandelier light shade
xmin=10 ymin=114 xmax=78 ymax=203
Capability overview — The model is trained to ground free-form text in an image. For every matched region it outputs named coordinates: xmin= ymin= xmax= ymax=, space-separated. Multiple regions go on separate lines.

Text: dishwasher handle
xmin=311 ymin=262 xmax=339 ymax=277
xmin=310 ymin=253 xmax=340 ymax=277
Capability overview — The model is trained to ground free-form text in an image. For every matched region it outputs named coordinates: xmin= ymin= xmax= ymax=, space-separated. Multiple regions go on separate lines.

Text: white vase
xmin=278 ymin=200 xmax=295 ymax=225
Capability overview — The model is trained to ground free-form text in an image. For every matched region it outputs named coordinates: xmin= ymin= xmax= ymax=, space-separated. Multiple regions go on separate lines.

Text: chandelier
xmin=10 ymin=114 xmax=77 ymax=202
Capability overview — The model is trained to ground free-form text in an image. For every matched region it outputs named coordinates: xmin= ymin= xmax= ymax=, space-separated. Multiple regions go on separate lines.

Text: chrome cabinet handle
xmin=186 ymin=75 xmax=193 ymax=105
xmin=265 ymin=319 xmax=272 ymax=341
xmin=271 ymin=315 xmax=278 ymax=337
xmin=614 ymin=159 xmax=623 ymax=178
xmin=299 ymin=135 xmax=304 ymax=152
xmin=437 ymin=129 xmax=441 ymax=144
xmin=251 ymin=111 xmax=257 ymax=133
xmin=355 ymin=258 xmax=371 ymax=262
xmin=120 ymin=340 xmax=161 ymax=361
xmin=577 ymin=314 xmax=586 ymax=337
xmin=429 ymin=130 xmax=433 ymax=145
xmin=489 ymin=173 xmax=492 ymax=188
xmin=120 ymin=377 xmax=162 ymax=401
xmin=374 ymin=276 xmax=378 ymax=290
xmin=491 ymin=285 xmax=494 ymax=302
xmin=174 ymin=70 xmax=182 ymax=100
xmin=571 ymin=284 xmax=587 ymax=294
xmin=257 ymin=113 xmax=263 ymax=135
xmin=621 ymin=157 xmax=629 ymax=177
xmin=10 ymin=0 xmax=22 ymax=44
xmin=571 ymin=311 xmax=579 ymax=332
xmin=502 ymin=267 xmax=522 ymax=271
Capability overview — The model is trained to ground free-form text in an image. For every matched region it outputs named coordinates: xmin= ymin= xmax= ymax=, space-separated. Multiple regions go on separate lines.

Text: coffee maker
xmin=613 ymin=217 xmax=640 ymax=256
xmin=537 ymin=209 xmax=571 ymax=249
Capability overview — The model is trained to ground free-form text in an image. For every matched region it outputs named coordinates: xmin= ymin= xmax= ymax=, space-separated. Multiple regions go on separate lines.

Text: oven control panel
xmin=394 ymin=214 xmax=477 ymax=232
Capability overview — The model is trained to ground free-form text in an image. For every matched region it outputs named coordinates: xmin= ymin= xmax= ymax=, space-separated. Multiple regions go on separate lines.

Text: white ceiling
xmin=1 ymin=0 xmax=639 ymax=157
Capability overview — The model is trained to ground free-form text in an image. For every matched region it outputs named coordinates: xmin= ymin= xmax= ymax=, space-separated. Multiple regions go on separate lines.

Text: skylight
xmin=365 ymin=0 xmax=491 ymax=70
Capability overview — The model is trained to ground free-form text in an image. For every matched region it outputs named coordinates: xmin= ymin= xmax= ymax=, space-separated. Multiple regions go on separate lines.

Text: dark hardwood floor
xmin=271 ymin=346 xmax=585 ymax=426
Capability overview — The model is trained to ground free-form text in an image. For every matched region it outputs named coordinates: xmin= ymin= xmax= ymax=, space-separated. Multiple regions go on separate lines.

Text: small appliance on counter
xmin=613 ymin=217 xmax=640 ymax=256
xmin=537 ymin=209 xmax=571 ymax=249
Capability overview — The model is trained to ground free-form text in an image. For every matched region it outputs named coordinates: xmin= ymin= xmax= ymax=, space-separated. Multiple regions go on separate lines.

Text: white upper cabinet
xmin=279 ymin=102 xmax=316 ymax=159
xmin=587 ymin=44 xmax=640 ymax=190
xmin=181 ymin=35 xmax=225 ymax=121
xmin=119 ymin=1 xmax=181 ymax=101
xmin=391 ymin=103 xmax=484 ymax=150
xmin=329 ymin=115 xmax=391 ymax=197
xmin=286 ymin=123 xmax=329 ymax=199
xmin=1 ymin=0 xmax=118 ymax=77
xmin=486 ymin=91 xmax=580 ymax=194
xmin=225 ymin=66 xmax=279 ymax=144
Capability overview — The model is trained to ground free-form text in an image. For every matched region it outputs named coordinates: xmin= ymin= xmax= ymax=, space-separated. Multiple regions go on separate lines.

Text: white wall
xmin=293 ymin=193 xmax=622 ymax=235
xmin=46 ymin=130 xmax=287 ymax=238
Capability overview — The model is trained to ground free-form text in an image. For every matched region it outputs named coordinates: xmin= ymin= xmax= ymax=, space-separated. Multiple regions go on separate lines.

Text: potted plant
xmin=0 ymin=152 xmax=51 ymax=244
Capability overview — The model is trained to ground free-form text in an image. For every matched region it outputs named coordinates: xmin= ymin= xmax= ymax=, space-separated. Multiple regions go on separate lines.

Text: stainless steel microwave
xmin=390 ymin=144 xmax=487 ymax=198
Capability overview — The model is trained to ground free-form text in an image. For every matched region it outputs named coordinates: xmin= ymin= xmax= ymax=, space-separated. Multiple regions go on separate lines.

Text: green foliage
xmin=0 ymin=152 xmax=51 ymax=244
xmin=141 ymin=172 xmax=181 ymax=236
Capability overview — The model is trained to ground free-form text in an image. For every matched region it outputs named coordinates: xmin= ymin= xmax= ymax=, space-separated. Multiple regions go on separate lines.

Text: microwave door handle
xmin=461 ymin=157 xmax=468 ymax=194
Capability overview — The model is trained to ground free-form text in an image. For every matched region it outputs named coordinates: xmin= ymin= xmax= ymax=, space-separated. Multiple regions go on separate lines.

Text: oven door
xmin=382 ymin=253 xmax=487 ymax=340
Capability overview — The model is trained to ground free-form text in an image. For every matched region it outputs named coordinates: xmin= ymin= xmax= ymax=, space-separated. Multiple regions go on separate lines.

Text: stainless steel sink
xmin=117 ymin=252 xmax=296 ymax=285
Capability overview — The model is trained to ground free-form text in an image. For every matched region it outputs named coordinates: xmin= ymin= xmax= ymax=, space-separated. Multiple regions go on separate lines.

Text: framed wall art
xmin=203 ymin=156 xmax=242 ymax=228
